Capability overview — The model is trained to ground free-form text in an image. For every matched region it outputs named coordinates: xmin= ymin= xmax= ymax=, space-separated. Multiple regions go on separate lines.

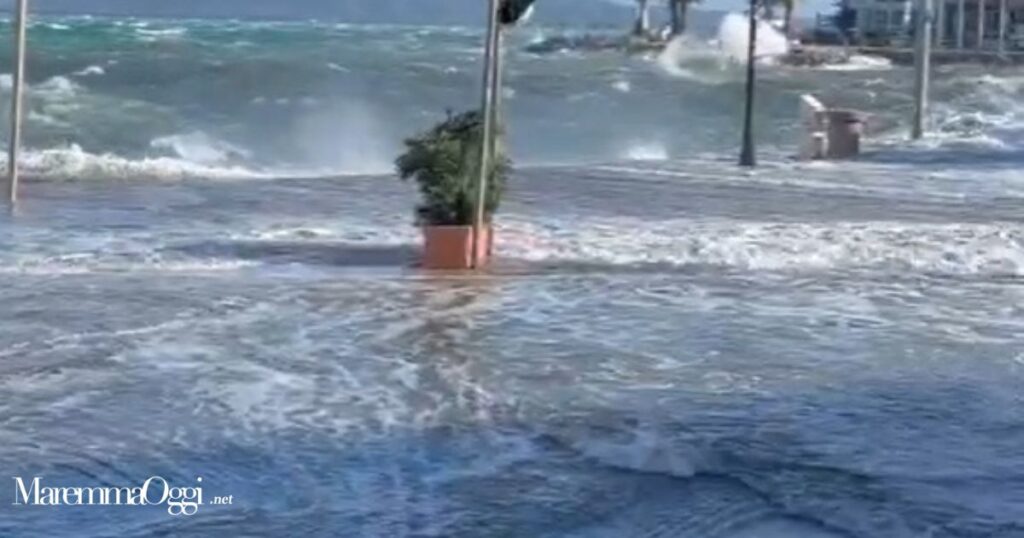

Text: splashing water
xmin=2 ymin=15 xmax=1024 ymax=538
xmin=656 ymin=35 xmax=732 ymax=81
xmin=623 ymin=142 xmax=669 ymax=161
xmin=717 ymin=12 xmax=790 ymax=62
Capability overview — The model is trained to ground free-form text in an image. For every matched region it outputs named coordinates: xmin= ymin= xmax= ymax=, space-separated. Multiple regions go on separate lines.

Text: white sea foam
xmin=972 ymin=73 xmax=1024 ymax=95
xmin=0 ymin=257 xmax=257 ymax=276
xmin=907 ymin=72 xmax=1024 ymax=152
xmin=818 ymin=54 xmax=893 ymax=71
xmin=135 ymin=27 xmax=188 ymax=38
xmin=498 ymin=218 xmax=1024 ymax=276
xmin=9 ymin=144 xmax=267 ymax=181
xmin=0 ymin=74 xmax=81 ymax=98
xmin=36 ymin=76 xmax=80 ymax=97
xmin=151 ymin=131 xmax=251 ymax=165
xmin=73 ymin=65 xmax=106 ymax=77
xmin=239 ymin=221 xmax=417 ymax=245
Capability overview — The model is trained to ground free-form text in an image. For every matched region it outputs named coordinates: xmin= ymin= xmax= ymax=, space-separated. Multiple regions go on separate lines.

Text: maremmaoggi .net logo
xmin=12 ymin=476 xmax=233 ymax=516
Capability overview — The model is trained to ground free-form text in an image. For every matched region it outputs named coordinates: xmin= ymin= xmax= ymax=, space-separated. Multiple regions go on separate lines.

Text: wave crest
xmin=13 ymin=145 xmax=266 ymax=181
xmin=500 ymin=218 xmax=1024 ymax=276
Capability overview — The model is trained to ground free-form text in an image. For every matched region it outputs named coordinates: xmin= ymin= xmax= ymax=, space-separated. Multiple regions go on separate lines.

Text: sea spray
xmin=623 ymin=142 xmax=669 ymax=161
xmin=3 ymin=15 xmax=1020 ymax=175
xmin=717 ymin=12 xmax=789 ymax=63
xmin=290 ymin=101 xmax=398 ymax=175
xmin=151 ymin=132 xmax=251 ymax=165
xmin=655 ymin=35 xmax=735 ymax=83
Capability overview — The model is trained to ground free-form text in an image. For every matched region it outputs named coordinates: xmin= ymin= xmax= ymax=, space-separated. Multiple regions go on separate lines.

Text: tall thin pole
xmin=634 ymin=0 xmax=650 ymax=36
xmin=472 ymin=0 xmax=501 ymax=268
xmin=912 ymin=0 xmax=932 ymax=139
xmin=739 ymin=0 xmax=758 ymax=167
xmin=488 ymin=30 xmax=504 ymax=177
xmin=8 ymin=0 xmax=28 ymax=204
xmin=998 ymin=0 xmax=1006 ymax=53
xmin=977 ymin=0 xmax=985 ymax=48
xmin=957 ymin=0 xmax=966 ymax=48
xmin=482 ymin=28 xmax=503 ymax=264
xmin=936 ymin=0 xmax=946 ymax=47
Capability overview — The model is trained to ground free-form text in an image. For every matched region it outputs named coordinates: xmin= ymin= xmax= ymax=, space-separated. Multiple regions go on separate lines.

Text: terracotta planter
xmin=421 ymin=225 xmax=493 ymax=270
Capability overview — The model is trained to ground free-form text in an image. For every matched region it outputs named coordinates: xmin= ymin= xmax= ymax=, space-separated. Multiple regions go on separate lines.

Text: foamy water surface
xmin=0 ymin=15 xmax=1022 ymax=538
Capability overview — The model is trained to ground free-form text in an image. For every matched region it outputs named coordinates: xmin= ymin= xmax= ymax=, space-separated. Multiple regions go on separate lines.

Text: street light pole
xmin=472 ymin=0 xmax=502 ymax=268
xmin=912 ymin=0 xmax=933 ymax=140
xmin=739 ymin=0 xmax=758 ymax=167
xmin=489 ymin=30 xmax=504 ymax=173
xmin=8 ymin=0 xmax=28 ymax=204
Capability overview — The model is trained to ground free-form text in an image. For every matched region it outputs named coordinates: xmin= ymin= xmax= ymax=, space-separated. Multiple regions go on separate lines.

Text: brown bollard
xmin=826 ymin=109 xmax=866 ymax=159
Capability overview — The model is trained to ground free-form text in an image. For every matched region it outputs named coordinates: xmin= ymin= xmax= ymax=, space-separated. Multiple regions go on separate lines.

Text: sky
xmin=1 ymin=0 xmax=832 ymax=23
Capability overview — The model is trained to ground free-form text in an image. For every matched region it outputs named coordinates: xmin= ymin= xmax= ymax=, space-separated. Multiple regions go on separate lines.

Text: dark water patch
xmin=173 ymin=240 xmax=418 ymax=268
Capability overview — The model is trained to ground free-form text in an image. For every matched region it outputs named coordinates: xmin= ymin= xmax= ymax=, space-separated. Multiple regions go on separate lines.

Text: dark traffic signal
xmin=499 ymin=0 xmax=537 ymax=25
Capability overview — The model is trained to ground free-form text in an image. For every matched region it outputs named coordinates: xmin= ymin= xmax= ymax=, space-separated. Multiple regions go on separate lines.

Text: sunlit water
xmin=0 ymin=15 xmax=1022 ymax=538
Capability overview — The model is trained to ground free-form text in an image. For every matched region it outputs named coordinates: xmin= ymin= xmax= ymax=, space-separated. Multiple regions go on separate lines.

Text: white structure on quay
xmin=847 ymin=0 xmax=1024 ymax=50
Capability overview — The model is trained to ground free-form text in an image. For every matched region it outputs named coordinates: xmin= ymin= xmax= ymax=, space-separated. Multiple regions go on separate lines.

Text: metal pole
xmin=977 ymin=0 xmax=985 ymax=48
xmin=634 ymin=0 xmax=650 ymax=36
xmin=957 ymin=0 xmax=966 ymax=48
xmin=488 ymin=31 xmax=504 ymax=175
xmin=912 ymin=0 xmax=932 ymax=139
xmin=7 ymin=0 xmax=28 ymax=204
xmin=482 ymin=28 xmax=503 ymax=265
xmin=998 ymin=0 xmax=1006 ymax=53
xmin=472 ymin=0 xmax=501 ymax=268
xmin=903 ymin=0 xmax=914 ymax=37
xmin=936 ymin=0 xmax=946 ymax=47
xmin=739 ymin=0 xmax=757 ymax=167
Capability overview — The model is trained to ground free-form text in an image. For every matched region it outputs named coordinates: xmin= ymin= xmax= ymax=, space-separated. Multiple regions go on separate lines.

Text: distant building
xmin=846 ymin=0 xmax=913 ymax=43
xmin=843 ymin=0 xmax=1024 ymax=49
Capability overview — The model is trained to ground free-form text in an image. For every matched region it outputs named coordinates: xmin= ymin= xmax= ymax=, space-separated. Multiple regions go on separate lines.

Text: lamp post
xmin=739 ymin=0 xmax=758 ymax=167
xmin=472 ymin=0 xmax=502 ymax=269
xmin=8 ymin=0 xmax=28 ymax=203
xmin=472 ymin=0 xmax=535 ymax=268
xmin=912 ymin=0 xmax=933 ymax=139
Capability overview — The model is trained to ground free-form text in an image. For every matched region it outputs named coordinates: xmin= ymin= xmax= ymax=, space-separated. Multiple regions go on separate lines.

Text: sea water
xmin=0 ymin=15 xmax=1022 ymax=538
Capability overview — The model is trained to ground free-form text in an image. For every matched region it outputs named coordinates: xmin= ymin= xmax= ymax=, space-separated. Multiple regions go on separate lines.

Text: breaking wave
xmin=717 ymin=12 xmax=789 ymax=62
xmin=150 ymin=131 xmax=252 ymax=165
xmin=655 ymin=35 xmax=737 ymax=83
xmin=73 ymin=65 xmax=107 ymax=77
xmin=0 ymin=16 xmax=1021 ymax=182
xmin=10 ymin=145 xmax=267 ymax=181
xmin=498 ymin=218 xmax=1024 ymax=276
xmin=817 ymin=54 xmax=893 ymax=71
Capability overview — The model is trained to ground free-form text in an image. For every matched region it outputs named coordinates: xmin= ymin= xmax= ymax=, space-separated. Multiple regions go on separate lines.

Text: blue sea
xmin=0 ymin=14 xmax=1022 ymax=538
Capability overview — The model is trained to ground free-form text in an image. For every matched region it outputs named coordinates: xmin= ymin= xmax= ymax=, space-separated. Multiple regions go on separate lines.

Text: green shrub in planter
xmin=396 ymin=110 xmax=509 ymax=226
